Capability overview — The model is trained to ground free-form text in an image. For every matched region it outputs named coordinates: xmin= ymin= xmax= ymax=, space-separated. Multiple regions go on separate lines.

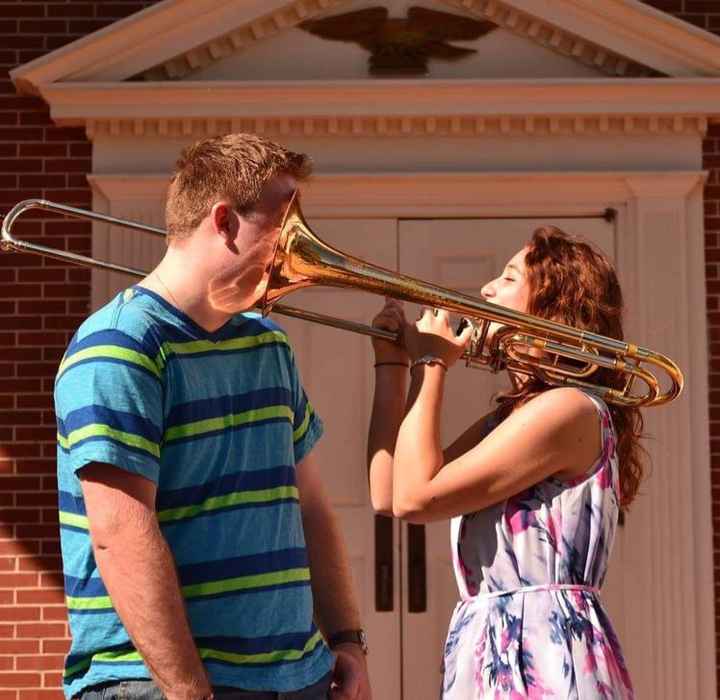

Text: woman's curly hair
xmin=498 ymin=226 xmax=647 ymax=509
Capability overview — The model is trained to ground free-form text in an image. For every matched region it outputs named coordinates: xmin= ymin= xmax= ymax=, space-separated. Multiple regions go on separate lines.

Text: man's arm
xmin=295 ymin=452 xmax=371 ymax=699
xmin=80 ymin=463 xmax=212 ymax=700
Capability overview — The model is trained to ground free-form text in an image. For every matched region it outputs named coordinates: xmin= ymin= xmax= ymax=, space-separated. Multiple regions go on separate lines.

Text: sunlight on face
xmin=207 ymin=176 xmax=296 ymax=314
xmin=480 ymin=247 xmax=531 ymax=339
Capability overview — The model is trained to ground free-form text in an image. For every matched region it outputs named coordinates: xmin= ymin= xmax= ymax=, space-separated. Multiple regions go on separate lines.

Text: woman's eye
xmin=503 ymin=277 xmax=515 ymax=282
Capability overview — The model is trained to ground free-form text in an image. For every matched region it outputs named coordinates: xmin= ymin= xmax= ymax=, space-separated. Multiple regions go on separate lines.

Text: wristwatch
xmin=328 ymin=629 xmax=368 ymax=655
xmin=410 ymin=354 xmax=448 ymax=371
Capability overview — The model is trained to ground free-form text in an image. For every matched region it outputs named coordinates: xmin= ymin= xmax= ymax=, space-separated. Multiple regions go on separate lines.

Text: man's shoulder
xmin=65 ymin=288 xmax=165 ymax=365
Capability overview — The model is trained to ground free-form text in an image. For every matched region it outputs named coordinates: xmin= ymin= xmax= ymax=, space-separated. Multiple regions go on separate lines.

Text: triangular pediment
xmin=136 ymin=0 xmax=655 ymax=82
xmin=140 ymin=0 xmax=642 ymax=83
xmin=11 ymin=0 xmax=720 ymax=95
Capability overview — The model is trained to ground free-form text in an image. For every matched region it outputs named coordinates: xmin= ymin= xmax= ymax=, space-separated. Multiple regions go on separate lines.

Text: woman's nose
xmin=481 ymin=280 xmax=495 ymax=299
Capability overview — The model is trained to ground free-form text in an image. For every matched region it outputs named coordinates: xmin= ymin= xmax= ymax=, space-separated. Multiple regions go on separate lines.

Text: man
xmin=54 ymin=134 xmax=371 ymax=700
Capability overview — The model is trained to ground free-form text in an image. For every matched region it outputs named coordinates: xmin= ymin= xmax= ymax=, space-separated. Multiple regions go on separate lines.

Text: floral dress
xmin=442 ymin=393 xmax=634 ymax=699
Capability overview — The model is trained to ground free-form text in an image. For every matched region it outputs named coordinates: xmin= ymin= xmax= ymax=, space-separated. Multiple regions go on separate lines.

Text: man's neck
xmin=141 ymin=256 xmax=234 ymax=334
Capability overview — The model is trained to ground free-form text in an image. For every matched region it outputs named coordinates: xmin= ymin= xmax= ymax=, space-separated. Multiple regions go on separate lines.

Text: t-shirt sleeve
xmin=286 ymin=346 xmax=324 ymax=465
xmin=54 ymin=329 xmax=164 ymax=485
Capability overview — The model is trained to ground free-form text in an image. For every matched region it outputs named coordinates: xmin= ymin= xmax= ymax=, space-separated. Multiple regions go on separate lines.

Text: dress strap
xmin=478 ymin=583 xmax=600 ymax=599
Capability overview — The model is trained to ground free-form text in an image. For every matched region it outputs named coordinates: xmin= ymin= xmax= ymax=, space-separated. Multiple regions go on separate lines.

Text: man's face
xmin=208 ymin=174 xmax=297 ymax=314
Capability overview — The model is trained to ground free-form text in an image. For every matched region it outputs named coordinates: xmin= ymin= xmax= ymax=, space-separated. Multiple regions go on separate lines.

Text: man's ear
xmin=210 ymin=202 xmax=239 ymax=251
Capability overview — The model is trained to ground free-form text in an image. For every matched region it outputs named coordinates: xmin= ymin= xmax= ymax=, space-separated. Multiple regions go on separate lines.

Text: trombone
xmin=1 ymin=195 xmax=683 ymax=408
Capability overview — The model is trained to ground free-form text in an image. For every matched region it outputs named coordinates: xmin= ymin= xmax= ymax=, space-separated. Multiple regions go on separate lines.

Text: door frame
xmin=89 ymin=168 xmax=712 ymax=699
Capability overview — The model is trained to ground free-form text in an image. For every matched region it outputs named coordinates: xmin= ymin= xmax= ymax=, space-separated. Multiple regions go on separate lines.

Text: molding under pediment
xmin=138 ymin=0 xmax=656 ymax=82
xmin=36 ymin=79 xmax=720 ymax=139
xmin=83 ymin=114 xmax=709 ymax=140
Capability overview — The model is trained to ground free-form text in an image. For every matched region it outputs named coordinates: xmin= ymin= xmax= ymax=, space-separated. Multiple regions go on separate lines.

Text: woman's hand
xmin=405 ymin=308 xmax=473 ymax=368
xmin=371 ymin=298 xmax=409 ymax=365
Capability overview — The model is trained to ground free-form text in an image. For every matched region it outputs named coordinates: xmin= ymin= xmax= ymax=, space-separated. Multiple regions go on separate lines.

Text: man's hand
xmin=330 ymin=643 xmax=371 ymax=700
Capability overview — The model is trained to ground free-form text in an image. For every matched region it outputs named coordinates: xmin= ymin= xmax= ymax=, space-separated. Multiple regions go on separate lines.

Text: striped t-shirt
xmin=54 ymin=286 xmax=334 ymax=699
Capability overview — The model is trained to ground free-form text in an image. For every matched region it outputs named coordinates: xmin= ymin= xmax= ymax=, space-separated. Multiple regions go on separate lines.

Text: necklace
xmin=153 ymin=271 xmax=182 ymax=310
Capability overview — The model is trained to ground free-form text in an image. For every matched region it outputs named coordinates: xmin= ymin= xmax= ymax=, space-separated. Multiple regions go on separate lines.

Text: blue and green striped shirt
xmin=54 ymin=286 xmax=333 ymax=698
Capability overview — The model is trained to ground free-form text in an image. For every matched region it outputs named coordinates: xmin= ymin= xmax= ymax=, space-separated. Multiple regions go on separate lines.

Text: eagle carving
xmin=300 ymin=6 xmax=497 ymax=76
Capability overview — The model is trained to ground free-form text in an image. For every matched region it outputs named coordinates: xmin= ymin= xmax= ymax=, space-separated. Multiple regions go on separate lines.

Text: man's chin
xmin=208 ymin=281 xmax=270 ymax=316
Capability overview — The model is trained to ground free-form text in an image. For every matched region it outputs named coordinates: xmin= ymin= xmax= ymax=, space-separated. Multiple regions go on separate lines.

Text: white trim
xmin=10 ymin=0 xmax=294 ymax=94
xmin=88 ymin=170 xmax=705 ymax=216
xmin=500 ymin=0 xmax=720 ymax=76
xmin=36 ymin=79 xmax=720 ymax=134
xmin=11 ymin=0 xmax=720 ymax=93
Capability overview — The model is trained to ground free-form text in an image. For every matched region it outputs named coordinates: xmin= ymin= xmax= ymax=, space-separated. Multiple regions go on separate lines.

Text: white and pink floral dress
xmin=442 ymin=393 xmax=634 ymax=699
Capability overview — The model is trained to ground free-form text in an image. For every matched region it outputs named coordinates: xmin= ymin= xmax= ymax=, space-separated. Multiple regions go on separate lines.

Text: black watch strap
xmin=327 ymin=629 xmax=368 ymax=654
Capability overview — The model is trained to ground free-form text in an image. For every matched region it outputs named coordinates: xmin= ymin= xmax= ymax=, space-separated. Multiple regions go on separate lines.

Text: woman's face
xmin=481 ymin=246 xmax=531 ymax=314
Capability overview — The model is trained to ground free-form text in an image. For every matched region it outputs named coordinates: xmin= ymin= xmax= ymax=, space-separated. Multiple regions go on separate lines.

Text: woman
xmin=367 ymin=226 xmax=640 ymax=699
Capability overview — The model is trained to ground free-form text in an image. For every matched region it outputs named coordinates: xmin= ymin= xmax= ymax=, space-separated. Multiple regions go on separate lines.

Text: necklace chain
xmin=154 ymin=271 xmax=182 ymax=310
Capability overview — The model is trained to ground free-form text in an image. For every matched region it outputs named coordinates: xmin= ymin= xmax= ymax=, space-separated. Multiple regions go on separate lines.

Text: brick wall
xmin=0 ymin=3 xmax=160 ymax=698
xmin=0 ymin=0 xmax=719 ymax=698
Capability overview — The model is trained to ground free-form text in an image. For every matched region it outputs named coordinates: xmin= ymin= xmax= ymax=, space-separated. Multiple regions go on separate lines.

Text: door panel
xmin=274 ymin=219 xmax=402 ymax=700
xmin=398 ymin=218 xmax=617 ymax=699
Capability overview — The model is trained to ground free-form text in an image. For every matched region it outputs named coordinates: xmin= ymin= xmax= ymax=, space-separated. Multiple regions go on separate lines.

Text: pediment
xmin=152 ymin=3 xmax=619 ymax=82
xmin=138 ymin=0 xmax=653 ymax=82
xmin=12 ymin=0 xmax=720 ymax=96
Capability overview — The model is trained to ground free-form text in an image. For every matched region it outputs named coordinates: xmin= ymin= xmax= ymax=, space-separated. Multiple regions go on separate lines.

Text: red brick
xmin=0 ymin=478 xmax=41 ymax=492
xmin=21 ymin=690 xmax=65 ymax=700
xmin=0 ymin=673 xmax=42 ymax=688
xmin=41 ymin=674 xmax=64 ymax=690
xmin=10 ymin=462 xmax=54 ymax=477
xmin=0 ymin=511 xmax=41 ymax=525
xmin=0 ymin=558 xmax=15 ymax=572
xmin=15 ymin=624 xmax=64 ymax=640
xmin=13 ymin=525 xmax=58 ymax=540
xmin=17 ymin=20 xmax=67 ymax=34
xmin=17 ymin=655 xmax=64 ymax=671
xmin=0 ymin=606 xmax=41 ymax=621
xmin=16 ymin=556 xmax=59 ymax=574
xmin=0 ymin=573 xmax=38 ymax=588
xmin=0 ymin=640 xmax=38 ymax=655
xmin=41 ymin=607 xmax=67 ymax=622
xmin=0 ymin=5 xmax=45 ymax=19
xmin=47 ymin=5 xmax=95 ymax=19
xmin=40 ymin=640 xmax=68 ymax=655
xmin=15 ymin=427 xmax=57 ymax=442
xmin=0 ymin=541 xmax=39 ymax=557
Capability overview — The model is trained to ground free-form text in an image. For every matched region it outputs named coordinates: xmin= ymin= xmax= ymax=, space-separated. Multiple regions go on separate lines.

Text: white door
xmin=397 ymin=218 xmax=618 ymax=700
xmin=282 ymin=216 xmax=623 ymax=700
xmin=276 ymin=218 xmax=402 ymax=700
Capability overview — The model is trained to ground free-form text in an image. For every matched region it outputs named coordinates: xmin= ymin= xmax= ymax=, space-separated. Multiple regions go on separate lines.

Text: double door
xmin=280 ymin=216 xmax=618 ymax=699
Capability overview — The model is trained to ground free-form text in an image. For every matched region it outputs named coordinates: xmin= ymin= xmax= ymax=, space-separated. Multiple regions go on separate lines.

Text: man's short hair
xmin=165 ymin=133 xmax=312 ymax=240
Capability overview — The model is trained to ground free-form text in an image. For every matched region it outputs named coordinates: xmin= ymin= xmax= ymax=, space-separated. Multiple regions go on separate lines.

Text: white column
xmin=620 ymin=173 xmax=713 ymax=700
xmin=88 ymin=176 xmax=168 ymax=310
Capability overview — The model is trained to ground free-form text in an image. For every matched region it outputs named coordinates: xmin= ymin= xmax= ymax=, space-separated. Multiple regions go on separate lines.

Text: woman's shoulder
xmin=518 ymin=386 xmax=604 ymax=422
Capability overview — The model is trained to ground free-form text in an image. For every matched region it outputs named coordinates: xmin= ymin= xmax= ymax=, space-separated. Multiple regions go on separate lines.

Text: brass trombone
xmin=1 ymin=195 xmax=683 ymax=408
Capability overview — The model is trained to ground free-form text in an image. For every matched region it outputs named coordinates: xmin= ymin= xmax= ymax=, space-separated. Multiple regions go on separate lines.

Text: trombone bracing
xmin=1 ymin=195 xmax=683 ymax=408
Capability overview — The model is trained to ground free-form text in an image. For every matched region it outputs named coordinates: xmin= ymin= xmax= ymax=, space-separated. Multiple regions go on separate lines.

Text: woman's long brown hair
xmin=497 ymin=226 xmax=646 ymax=509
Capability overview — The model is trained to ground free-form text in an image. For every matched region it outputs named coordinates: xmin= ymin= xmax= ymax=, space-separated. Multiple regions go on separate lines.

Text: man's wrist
xmin=327 ymin=628 xmax=368 ymax=655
